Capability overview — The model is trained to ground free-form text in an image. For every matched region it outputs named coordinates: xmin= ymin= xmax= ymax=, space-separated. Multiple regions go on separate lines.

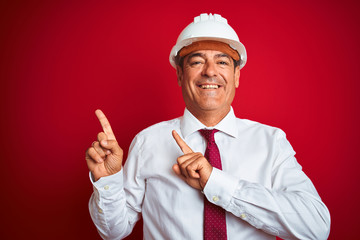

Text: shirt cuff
xmin=89 ymin=170 xmax=124 ymax=200
xmin=203 ymin=168 xmax=238 ymax=208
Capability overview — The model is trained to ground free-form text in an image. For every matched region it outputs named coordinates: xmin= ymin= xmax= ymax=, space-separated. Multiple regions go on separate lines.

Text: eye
xmin=217 ymin=60 xmax=230 ymax=65
xmin=190 ymin=61 xmax=202 ymax=66
xmin=188 ymin=58 xmax=205 ymax=67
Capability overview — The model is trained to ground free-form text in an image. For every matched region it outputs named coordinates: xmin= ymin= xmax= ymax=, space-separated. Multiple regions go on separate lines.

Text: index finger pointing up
xmin=172 ymin=130 xmax=193 ymax=154
xmin=95 ymin=109 xmax=116 ymax=140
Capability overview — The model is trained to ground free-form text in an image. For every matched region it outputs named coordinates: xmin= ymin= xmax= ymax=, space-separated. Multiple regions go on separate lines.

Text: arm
xmin=204 ymin=162 xmax=330 ymax=239
xmin=173 ymin=129 xmax=331 ymax=240
xmin=206 ymin=130 xmax=330 ymax=240
xmin=86 ymin=110 xmax=143 ymax=239
xmin=88 ymin=169 xmax=140 ymax=239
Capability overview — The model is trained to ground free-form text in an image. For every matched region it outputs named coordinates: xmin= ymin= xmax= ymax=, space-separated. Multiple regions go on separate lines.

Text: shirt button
xmin=104 ymin=185 xmax=109 ymax=190
xmin=98 ymin=209 xmax=103 ymax=214
xmin=212 ymin=196 xmax=219 ymax=202
xmin=240 ymin=213 xmax=246 ymax=219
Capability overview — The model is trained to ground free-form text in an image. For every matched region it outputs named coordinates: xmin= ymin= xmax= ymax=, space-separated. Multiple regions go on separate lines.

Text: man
xmin=86 ymin=13 xmax=330 ymax=239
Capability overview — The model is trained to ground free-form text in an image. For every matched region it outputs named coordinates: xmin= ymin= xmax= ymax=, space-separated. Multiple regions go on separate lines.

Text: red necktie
xmin=199 ymin=129 xmax=227 ymax=240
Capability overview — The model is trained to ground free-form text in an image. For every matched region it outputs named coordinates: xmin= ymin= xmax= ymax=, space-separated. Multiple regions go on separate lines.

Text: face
xmin=176 ymin=50 xmax=240 ymax=118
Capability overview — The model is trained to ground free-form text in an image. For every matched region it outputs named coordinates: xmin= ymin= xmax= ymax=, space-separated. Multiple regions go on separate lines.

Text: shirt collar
xmin=180 ymin=107 xmax=239 ymax=139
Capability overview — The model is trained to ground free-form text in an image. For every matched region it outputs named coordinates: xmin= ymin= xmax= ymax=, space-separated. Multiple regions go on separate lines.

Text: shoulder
xmin=235 ymin=117 xmax=287 ymax=139
xmin=233 ymin=117 xmax=296 ymax=160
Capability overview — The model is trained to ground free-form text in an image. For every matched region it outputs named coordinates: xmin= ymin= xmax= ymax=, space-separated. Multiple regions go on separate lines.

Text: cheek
xmin=181 ymin=79 xmax=195 ymax=99
xmin=222 ymin=72 xmax=237 ymax=89
xmin=224 ymin=76 xmax=237 ymax=99
xmin=182 ymin=72 xmax=198 ymax=90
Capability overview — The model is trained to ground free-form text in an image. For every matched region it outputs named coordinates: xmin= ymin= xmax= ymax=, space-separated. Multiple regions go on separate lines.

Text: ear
xmin=234 ymin=66 xmax=240 ymax=88
xmin=176 ymin=65 xmax=183 ymax=87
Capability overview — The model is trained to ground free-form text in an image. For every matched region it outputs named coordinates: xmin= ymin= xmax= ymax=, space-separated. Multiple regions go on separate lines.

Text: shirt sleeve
xmin=203 ymin=129 xmax=331 ymax=240
xmin=88 ymin=135 xmax=144 ymax=240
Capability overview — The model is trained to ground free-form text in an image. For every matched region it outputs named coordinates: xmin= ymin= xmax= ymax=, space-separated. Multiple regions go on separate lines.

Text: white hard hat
xmin=169 ymin=13 xmax=247 ymax=69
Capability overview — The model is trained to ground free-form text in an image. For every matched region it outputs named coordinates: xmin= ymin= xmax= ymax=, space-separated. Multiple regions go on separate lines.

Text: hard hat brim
xmin=169 ymin=37 xmax=247 ymax=69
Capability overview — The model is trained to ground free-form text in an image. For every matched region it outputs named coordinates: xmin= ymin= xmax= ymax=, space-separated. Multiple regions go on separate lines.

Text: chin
xmin=198 ymin=103 xmax=226 ymax=112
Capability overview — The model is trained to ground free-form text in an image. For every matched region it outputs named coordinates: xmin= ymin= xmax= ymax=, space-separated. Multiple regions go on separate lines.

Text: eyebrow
xmin=187 ymin=52 xmax=231 ymax=61
xmin=214 ymin=53 xmax=232 ymax=61
xmin=187 ymin=52 xmax=205 ymax=60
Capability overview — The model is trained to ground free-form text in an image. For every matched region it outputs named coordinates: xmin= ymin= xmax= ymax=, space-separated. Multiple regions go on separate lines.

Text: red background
xmin=1 ymin=0 xmax=359 ymax=239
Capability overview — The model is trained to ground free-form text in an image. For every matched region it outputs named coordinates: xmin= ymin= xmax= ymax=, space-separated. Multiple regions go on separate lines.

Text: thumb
xmin=172 ymin=164 xmax=181 ymax=176
xmin=100 ymin=139 xmax=123 ymax=156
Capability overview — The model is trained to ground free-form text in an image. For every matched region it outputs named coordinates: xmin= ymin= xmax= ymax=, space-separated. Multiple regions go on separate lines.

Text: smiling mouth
xmin=198 ymin=84 xmax=220 ymax=89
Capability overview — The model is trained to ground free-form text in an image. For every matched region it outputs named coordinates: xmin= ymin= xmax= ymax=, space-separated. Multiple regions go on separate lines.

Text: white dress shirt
xmin=89 ymin=108 xmax=330 ymax=240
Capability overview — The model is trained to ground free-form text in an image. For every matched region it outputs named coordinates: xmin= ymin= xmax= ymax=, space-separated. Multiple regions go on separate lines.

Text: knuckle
xmin=89 ymin=147 xmax=99 ymax=158
xmin=87 ymin=147 xmax=94 ymax=154
xmin=177 ymin=156 xmax=184 ymax=163
xmin=179 ymin=161 xmax=186 ymax=169
xmin=98 ymin=149 xmax=105 ymax=157
xmin=94 ymin=144 xmax=103 ymax=153
xmin=93 ymin=141 xmax=99 ymax=148
xmin=97 ymin=132 xmax=105 ymax=139
xmin=102 ymin=122 xmax=110 ymax=128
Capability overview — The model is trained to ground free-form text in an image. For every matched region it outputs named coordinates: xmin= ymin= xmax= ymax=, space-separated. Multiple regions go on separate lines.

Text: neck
xmin=188 ymin=107 xmax=231 ymax=127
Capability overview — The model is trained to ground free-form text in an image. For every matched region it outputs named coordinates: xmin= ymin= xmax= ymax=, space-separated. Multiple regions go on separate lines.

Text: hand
xmin=172 ymin=130 xmax=213 ymax=190
xmin=86 ymin=109 xmax=123 ymax=181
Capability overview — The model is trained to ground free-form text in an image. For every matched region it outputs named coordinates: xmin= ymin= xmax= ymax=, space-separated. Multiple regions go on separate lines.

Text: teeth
xmin=200 ymin=85 xmax=219 ymax=89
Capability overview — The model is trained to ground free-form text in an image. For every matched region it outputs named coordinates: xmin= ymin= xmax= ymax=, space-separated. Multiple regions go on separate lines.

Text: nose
xmin=201 ymin=61 xmax=217 ymax=77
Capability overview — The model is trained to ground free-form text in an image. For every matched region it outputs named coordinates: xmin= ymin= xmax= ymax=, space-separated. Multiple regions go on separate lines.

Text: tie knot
xmin=199 ymin=129 xmax=219 ymax=143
